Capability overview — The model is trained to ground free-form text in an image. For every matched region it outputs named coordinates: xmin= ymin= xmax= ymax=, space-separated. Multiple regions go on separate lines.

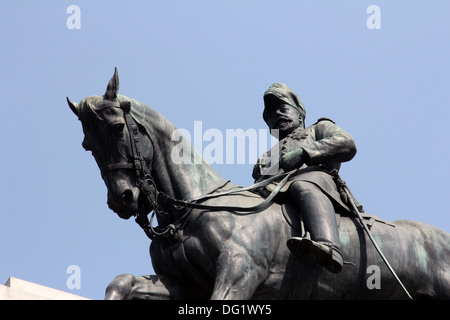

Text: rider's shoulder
xmin=314 ymin=117 xmax=335 ymax=125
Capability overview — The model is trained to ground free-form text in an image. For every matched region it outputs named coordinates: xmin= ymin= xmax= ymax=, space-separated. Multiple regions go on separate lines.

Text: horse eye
xmin=112 ymin=122 xmax=125 ymax=135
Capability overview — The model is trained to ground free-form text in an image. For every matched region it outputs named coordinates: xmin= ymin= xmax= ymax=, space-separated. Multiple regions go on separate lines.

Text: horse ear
xmin=104 ymin=67 xmax=119 ymax=100
xmin=67 ymin=97 xmax=79 ymax=116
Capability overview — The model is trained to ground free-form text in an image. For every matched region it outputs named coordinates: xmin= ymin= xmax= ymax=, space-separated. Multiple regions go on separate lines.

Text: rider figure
xmin=253 ymin=83 xmax=360 ymax=273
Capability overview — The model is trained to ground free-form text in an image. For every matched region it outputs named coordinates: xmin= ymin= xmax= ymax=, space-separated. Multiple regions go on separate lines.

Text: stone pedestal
xmin=0 ymin=277 xmax=89 ymax=300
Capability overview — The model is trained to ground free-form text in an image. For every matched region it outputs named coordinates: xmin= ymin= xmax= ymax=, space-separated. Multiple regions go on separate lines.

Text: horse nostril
xmin=122 ymin=189 xmax=134 ymax=206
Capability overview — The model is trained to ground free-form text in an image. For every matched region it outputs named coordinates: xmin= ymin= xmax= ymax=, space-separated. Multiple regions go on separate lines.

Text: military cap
xmin=263 ymin=83 xmax=306 ymax=124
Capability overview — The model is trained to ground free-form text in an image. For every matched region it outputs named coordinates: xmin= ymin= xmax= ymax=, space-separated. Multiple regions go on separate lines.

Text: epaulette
xmin=315 ymin=117 xmax=335 ymax=124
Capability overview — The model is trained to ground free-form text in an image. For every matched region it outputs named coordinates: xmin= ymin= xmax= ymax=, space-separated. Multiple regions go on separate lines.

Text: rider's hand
xmin=280 ymin=149 xmax=305 ymax=172
xmin=252 ymin=163 xmax=262 ymax=180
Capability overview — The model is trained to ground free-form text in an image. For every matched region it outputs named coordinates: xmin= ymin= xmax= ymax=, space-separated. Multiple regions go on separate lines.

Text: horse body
xmin=69 ymin=69 xmax=450 ymax=300
xmin=107 ymin=195 xmax=450 ymax=299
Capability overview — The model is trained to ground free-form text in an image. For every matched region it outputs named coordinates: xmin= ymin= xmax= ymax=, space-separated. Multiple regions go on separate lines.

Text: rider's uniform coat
xmin=254 ymin=117 xmax=358 ymax=214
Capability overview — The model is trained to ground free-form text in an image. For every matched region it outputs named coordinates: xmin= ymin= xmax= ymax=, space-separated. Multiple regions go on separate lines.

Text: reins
xmin=139 ymin=169 xmax=295 ymax=240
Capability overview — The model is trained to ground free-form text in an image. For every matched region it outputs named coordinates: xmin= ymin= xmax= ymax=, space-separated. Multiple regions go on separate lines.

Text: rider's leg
xmin=287 ymin=180 xmax=343 ymax=273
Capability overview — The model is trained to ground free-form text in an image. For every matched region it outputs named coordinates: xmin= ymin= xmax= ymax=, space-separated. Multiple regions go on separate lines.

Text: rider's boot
xmin=287 ymin=181 xmax=343 ymax=273
xmin=287 ymin=237 xmax=343 ymax=273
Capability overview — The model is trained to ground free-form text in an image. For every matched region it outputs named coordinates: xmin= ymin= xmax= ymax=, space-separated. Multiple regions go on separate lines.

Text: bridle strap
xmin=101 ymin=105 xmax=149 ymax=185
xmin=121 ymin=107 xmax=171 ymax=239
xmin=104 ymin=163 xmax=134 ymax=171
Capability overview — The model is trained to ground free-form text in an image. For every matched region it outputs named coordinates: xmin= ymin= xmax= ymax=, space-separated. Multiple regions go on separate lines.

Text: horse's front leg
xmin=105 ymin=274 xmax=183 ymax=300
xmin=210 ymin=244 xmax=265 ymax=300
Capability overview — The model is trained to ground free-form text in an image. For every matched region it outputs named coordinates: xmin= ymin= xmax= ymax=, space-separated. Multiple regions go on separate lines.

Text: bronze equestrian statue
xmin=67 ymin=69 xmax=450 ymax=299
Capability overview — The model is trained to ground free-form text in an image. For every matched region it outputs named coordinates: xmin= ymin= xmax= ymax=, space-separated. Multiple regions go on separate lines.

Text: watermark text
xmin=66 ymin=264 xmax=81 ymax=289
xmin=66 ymin=5 xmax=81 ymax=30
xmin=366 ymin=5 xmax=381 ymax=30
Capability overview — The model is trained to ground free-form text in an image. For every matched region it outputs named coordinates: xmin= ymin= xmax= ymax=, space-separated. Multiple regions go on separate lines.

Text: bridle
xmin=96 ymin=100 xmax=167 ymax=239
xmin=100 ymin=99 xmax=295 ymax=241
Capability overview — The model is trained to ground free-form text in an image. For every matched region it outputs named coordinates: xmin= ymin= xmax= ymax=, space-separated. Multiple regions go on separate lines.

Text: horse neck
xmin=152 ymin=137 xmax=227 ymax=200
xmin=139 ymin=103 xmax=227 ymax=201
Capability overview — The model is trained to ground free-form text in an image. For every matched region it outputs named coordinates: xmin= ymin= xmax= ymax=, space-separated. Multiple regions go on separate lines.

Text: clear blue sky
xmin=0 ymin=1 xmax=448 ymax=300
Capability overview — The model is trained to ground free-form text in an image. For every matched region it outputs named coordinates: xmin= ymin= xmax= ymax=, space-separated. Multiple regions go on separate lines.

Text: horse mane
xmin=121 ymin=95 xmax=174 ymax=142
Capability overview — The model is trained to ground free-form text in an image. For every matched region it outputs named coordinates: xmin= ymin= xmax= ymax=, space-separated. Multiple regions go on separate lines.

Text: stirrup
xmin=286 ymin=237 xmax=343 ymax=273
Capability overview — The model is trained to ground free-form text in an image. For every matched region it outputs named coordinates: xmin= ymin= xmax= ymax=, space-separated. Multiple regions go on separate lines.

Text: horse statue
xmin=67 ymin=69 xmax=450 ymax=299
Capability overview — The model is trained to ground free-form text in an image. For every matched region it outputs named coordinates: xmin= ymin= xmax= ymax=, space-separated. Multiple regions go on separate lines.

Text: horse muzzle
xmin=107 ymin=187 xmax=141 ymax=219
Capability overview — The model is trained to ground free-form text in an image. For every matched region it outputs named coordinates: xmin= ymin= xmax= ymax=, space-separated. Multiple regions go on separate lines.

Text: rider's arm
xmin=302 ymin=119 xmax=357 ymax=166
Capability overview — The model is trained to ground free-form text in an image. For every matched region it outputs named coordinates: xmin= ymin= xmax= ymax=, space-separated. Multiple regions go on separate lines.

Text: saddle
xmin=281 ymin=201 xmax=395 ymax=238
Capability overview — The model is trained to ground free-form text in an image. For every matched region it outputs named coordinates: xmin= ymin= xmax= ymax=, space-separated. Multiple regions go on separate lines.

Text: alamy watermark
xmin=66 ymin=264 xmax=81 ymax=289
xmin=170 ymin=121 xmax=279 ymax=168
xmin=366 ymin=5 xmax=381 ymax=30
xmin=66 ymin=5 xmax=381 ymax=31
xmin=366 ymin=265 xmax=381 ymax=290
xmin=66 ymin=5 xmax=81 ymax=30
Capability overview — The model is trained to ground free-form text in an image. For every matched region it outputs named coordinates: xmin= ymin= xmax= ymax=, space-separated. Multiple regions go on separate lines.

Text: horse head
xmin=67 ymin=68 xmax=154 ymax=219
